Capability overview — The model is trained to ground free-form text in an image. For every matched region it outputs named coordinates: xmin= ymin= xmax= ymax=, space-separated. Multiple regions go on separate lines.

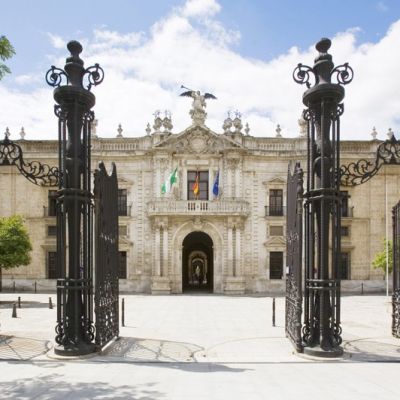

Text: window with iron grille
xmin=339 ymin=252 xmax=351 ymax=279
xmin=341 ymin=226 xmax=350 ymax=236
xmin=187 ymin=171 xmax=209 ymax=200
xmin=47 ymin=225 xmax=57 ymax=236
xmin=269 ymin=189 xmax=283 ymax=216
xmin=270 ymin=251 xmax=283 ymax=279
xmin=340 ymin=191 xmax=349 ymax=217
xmin=48 ymin=190 xmax=57 ymax=217
xmin=118 ymin=189 xmax=128 ymax=216
xmin=47 ymin=251 xmax=57 ymax=279
xmin=119 ymin=251 xmax=127 ymax=279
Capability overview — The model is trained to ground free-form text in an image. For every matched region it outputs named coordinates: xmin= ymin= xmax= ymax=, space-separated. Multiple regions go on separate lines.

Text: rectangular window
xmin=47 ymin=225 xmax=57 ymax=236
xmin=118 ymin=251 xmax=127 ymax=279
xmin=270 ymin=226 xmax=284 ymax=236
xmin=118 ymin=189 xmax=128 ymax=216
xmin=270 ymin=251 xmax=283 ymax=279
xmin=48 ymin=190 xmax=57 ymax=217
xmin=340 ymin=191 xmax=349 ymax=217
xmin=340 ymin=226 xmax=350 ymax=236
xmin=339 ymin=252 xmax=351 ymax=279
xmin=47 ymin=251 xmax=57 ymax=279
xmin=119 ymin=225 xmax=127 ymax=236
xmin=187 ymin=171 xmax=209 ymax=200
xmin=269 ymin=189 xmax=283 ymax=216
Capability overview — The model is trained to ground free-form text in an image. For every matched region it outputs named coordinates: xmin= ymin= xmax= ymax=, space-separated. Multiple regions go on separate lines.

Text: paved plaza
xmin=0 ymin=293 xmax=400 ymax=399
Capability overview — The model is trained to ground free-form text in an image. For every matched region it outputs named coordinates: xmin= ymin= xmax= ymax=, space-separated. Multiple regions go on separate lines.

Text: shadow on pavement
xmin=0 ymin=335 xmax=52 ymax=361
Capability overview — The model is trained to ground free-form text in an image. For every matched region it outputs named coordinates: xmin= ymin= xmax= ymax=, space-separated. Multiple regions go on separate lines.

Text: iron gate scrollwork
xmin=393 ymin=202 xmax=400 ymax=337
xmin=94 ymin=162 xmax=119 ymax=348
xmin=285 ymin=161 xmax=304 ymax=352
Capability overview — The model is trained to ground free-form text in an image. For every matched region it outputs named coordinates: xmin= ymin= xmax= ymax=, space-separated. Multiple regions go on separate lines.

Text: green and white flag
xmin=161 ymin=167 xmax=178 ymax=194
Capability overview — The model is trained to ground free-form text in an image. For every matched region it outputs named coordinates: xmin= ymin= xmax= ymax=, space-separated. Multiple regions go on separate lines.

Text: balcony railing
xmin=147 ymin=199 xmax=250 ymax=217
xmin=118 ymin=205 xmax=132 ymax=217
xmin=265 ymin=206 xmax=286 ymax=217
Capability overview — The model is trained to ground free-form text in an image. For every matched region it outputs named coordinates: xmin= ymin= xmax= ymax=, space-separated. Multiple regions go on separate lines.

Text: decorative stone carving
xmin=193 ymin=216 xmax=203 ymax=230
xmin=244 ymin=123 xmax=250 ymax=135
xmin=145 ymin=123 xmax=151 ymax=135
xmin=91 ymin=118 xmax=98 ymax=138
xmin=223 ymin=111 xmax=243 ymax=135
xmin=180 ymin=88 xmax=216 ymax=126
xmin=275 ymin=124 xmax=282 ymax=138
xmin=226 ymin=157 xmax=240 ymax=170
xmin=19 ymin=127 xmax=26 ymax=140
xmin=298 ymin=115 xmax=307 ymax=137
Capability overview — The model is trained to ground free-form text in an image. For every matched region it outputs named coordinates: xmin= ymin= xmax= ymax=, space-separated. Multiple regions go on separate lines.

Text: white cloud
xmin=1 ymin=0 xmax=400 ymax=142
xmin=47 ymin=33 xmax=66 ymax=49
xmin=181 ymin=0 xmax=221 ymax=18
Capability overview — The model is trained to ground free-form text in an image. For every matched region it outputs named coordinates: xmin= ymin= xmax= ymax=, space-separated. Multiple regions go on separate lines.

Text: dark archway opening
xmin=182 ymin=231 xmax=213 ymax=293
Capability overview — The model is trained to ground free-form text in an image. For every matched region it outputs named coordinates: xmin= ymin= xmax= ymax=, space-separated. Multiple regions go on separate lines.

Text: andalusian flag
xmin=213 ymin=170 xmax=220 ymax=197
xmin=193 ymin=172 xmax=199 ymax=196
xmin=161 ymin=167 xmax=178 ymax=194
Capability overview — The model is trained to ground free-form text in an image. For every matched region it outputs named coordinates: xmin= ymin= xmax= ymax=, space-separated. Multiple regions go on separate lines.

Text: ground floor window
xmin=47 ymin=251 xmax=57 ymax=279
xmin=119 ymin=251 xmax=127 ymax=279
xmin=339 ymin=252 xmax=351 ymax=279
xmin=270 ymin=251 xmax=283 ymax=279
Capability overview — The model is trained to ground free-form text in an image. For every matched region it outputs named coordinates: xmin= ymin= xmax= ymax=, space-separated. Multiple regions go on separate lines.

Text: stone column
xmin=155 ymin=225 xmax=161 ymax=276
xmin=227 ymin=224 xmax=233 ymax=276
xmin=162 ymin=224 xmax=168 ymax=276
xmin=235 ymin=225 xmax=241 ymax=276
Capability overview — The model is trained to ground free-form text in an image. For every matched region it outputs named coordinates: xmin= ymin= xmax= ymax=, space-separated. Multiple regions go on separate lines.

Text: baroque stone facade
xmin=0 ymin=109 xmax=398 ymax=294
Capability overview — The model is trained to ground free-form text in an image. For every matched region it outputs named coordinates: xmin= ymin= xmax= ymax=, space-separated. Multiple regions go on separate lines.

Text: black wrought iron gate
xmin=285 ymin=162 xmax=304 ymax=352
xmin=94 ymin=162 xmax=119 ymax=348
xmin=393 ymin=201 xmax=400 ymax=338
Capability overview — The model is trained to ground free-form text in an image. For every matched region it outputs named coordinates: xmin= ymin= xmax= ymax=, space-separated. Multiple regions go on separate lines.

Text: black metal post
xmin=272 ymin=297 xmax=276 ymax=327
xmin=13 ymin=281 xmax=15 ymax=293
xmin=122 ymin=298 xmax=125 ymax=327
xmin=34 ymin=281 xmax=37 ymax=293
xmin=18 ymin=296 xmax=21 ymax=308
xmin=49 ymin=297 xmax=53 ymax=309
xmin=12 ymin=303 xmax=17 ymax=318
xmin=294 ymin=38 xmax=353 ymax=357
xmin=47 ymin=41 xmax=104 ymax=356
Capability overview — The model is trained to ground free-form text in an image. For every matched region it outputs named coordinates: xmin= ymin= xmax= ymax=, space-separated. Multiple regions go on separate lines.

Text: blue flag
xmin=213 ymin=171 xmax=220 ymax=197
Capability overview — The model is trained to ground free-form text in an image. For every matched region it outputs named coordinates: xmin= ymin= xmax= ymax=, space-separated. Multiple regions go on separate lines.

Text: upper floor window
xmin=270 ymin=251 xmax=283 ymax=279
xmin=119 ymin=251 xmax=127 ymax=279
xmin=47 ymin=251 xmax=57 ymax=279
xmin=187 ymin=171 xmax=209 ymax=200
xmin=48 ymin=190 xmax=57 ymax=217
xmin=269 ymin=189 xmax=283 ymax=216
xmin=118 ymin=189 xmax=128 ymax=216
xmin=340 ymin=191 xmax=349 ymax=217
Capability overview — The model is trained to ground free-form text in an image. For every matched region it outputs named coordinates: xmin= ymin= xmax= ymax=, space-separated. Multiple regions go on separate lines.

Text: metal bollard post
xmin=272 ymin=297 xmax=276 ymax=327
xmin=12 ymin=303 xmax=17 ymax=318
xmin=122 ymin=298 xmax=125 ymax=327
xmin=361 ymin=283 xmax=364 ymax=295
xmin=49 ymin=297 xmax=53 ymax=309
xmin=13 ymin=281 xmax=16 ymax=293
xmin=34 ymin=281 xmax=37 ymax=293
xmin=18 ymin=296 xmax=21 ymax=308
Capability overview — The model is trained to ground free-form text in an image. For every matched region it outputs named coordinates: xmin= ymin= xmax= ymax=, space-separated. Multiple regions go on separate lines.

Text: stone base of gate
xmin=151 ymin=276 xmax=171 ymax=295
xmin=303 ymin=345 xmax=343 ymax=358
xmin=224 ymin=276 xmax=246 ymax=295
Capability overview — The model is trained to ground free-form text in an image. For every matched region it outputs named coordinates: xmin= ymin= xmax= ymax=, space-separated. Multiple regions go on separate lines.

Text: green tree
xmin=0 ymin=35 xmax=15 ymax=80
xmin=372 ymin=238 xmax=393 ymax=275
xmin=0 ymin=215 xmax=32 ymax=291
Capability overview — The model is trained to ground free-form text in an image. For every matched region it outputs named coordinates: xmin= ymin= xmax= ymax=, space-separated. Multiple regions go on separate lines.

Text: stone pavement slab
xmin=0 ymin=293 xmax=400 ymax=399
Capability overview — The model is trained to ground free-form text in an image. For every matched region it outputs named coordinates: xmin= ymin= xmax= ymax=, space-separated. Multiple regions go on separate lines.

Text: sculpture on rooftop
xmin=180 ymin=85 xmax=216 ymax=125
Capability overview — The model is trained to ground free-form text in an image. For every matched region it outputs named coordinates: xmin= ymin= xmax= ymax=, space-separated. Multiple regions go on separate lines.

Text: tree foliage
xmin=372 ymin=238 xmax=393 ymax=275
xmin=0 ymin=35 xmax=16 ymax=80
xmin=0 ymin=215 xmax=32 ymax=270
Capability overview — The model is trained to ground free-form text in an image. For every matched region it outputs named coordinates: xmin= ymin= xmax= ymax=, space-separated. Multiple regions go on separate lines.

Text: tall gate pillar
xmin=46 ymin=41 xmax=104 ymax=355
xmin=293 ymin=38 xmax=353 ymax=356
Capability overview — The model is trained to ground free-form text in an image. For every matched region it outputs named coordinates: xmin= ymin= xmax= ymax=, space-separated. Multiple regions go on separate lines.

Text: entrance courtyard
xmin=0 ymin=293 xmax=399 ymax=399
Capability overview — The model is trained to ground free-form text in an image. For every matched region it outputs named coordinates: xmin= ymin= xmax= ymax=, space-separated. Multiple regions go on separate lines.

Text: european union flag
xmin=213 ymin=171 xmax=219 ymax=197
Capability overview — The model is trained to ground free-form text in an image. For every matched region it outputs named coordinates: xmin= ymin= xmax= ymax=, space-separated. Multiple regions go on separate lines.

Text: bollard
xmin=49 ymin=297 xmax=53 ymax=309
xmin=12 ymin=303 xmax=17 ymax=318
xmin=272 ymin=297 xmax=276 ymax=327
xmin=34 ymin=281 xmax=37 ymax=293
xmin=13 ymin=281 xmax=16 ymax=293
xmin=361 ymin=283 xmax=364 ymax=295
xmin=18 ymin=296 xmax=21 ymax=308
xmin=122 ymin=298 xmax=125 ymax=327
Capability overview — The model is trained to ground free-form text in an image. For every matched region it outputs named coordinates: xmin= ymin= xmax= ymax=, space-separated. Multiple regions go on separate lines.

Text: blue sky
xmin=1 ymin=0 xmax=400 ymax=140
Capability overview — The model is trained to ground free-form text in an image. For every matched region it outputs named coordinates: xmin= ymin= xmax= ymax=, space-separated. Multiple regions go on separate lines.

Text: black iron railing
xmin=265 ymin=206 xmax=286 ymax=217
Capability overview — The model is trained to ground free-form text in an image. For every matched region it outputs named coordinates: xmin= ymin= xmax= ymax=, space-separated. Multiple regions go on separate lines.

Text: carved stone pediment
xmin=264 ymin=236 xmax=286 ymax=246
xmin=263 ymin=177 xmax=286 ymax=186
xmin=154 ymin=125 xmax=244 ymax=154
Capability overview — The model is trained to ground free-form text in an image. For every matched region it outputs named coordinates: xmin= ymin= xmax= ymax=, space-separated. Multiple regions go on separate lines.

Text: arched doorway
xmin=182 ymin=232 xmax=213 ymax=292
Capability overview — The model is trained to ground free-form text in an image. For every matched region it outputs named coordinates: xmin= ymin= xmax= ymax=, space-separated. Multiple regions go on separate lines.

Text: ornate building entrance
xmin=182 ymin=232 xmax=213 ymax=292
